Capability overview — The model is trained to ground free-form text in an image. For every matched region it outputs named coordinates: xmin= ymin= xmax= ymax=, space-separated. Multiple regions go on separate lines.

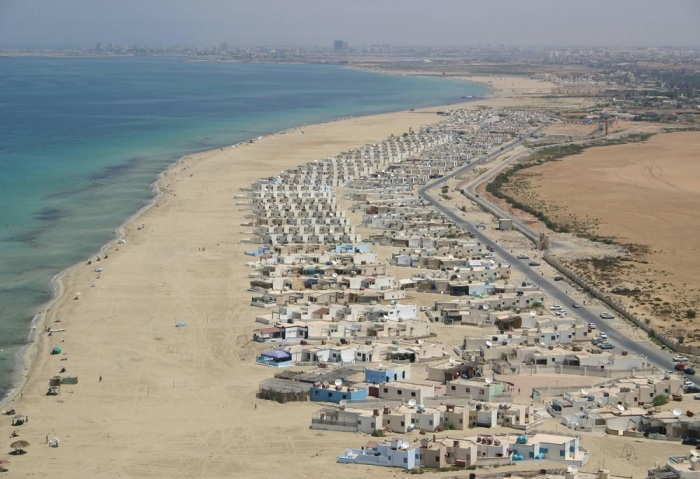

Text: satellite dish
xmin=485 ymin=340 xmax=493 ymax=348
xmin=408 ymin=399 xmax=417 ymax=407
xmin=334 ymin=379 xmax=343 ymax=387
xmin=616 ymin=404 xmax=625 ymax=412
xmin=378 ymin=363 xmax=384 ymax=369
xmin=673 ymin=408 xmax=683 ymax=417
xmin=530 ymin=311 xmax=536 ymax=317
xmin=567 ymin=465 xmax=578 ymax=474
xmin=580 ymin=389 xmax=589 ymax=396
xmin=401 ymin=441 xmax=410 ymax=450
xmin=485 ymin=377 xmax=494 ymax=384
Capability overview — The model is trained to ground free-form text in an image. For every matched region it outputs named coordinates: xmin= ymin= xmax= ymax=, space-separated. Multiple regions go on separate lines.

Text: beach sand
xmin=0 ymin=105 xmax=477 ymax=478
xmin=2 ymin=75 xmax=689 ymax=478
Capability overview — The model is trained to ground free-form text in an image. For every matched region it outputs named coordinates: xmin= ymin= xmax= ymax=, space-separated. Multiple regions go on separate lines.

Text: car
xmin=599 ymin=332 xmax=608 ymax=340
xmin=528 ymin=261 xmax=541 ymax=266
xmin=694 ymin=394 xmax=700 ymax=400
xmin=591 ymin=338 xmax=603 ymax=345
xmin=549 ymin=305 xmax=562 ymax=311
xmin=588 ymin=322 xmax=597 ymax=329
xmin=553 ymin=276 xmax=564 ymax=281
xmin=686 ymin=368 xmax=696 ymax=376
xmin=600 ymin=312 xmax=615 ymax=319
xmin=682 ymin=437 xmax=700 ymax=445
xmin=600 ymin=342 xmax=615 ymax=350
xmin=673 ymin=356 xmax=689 ymax=362
xmin=676 ymin=363 xmax=688 ymax=371
xmin=685 ymin=385 xmax=700 ymax=394
xmin=572 ymin=303 xmax=582 ymax=309
xmin=517 ymin=254 xmax=530 ymax=259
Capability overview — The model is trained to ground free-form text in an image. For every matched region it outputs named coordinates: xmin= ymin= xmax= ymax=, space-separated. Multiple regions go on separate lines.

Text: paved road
xmin=417 ymin=130 xmax=689 ymax=382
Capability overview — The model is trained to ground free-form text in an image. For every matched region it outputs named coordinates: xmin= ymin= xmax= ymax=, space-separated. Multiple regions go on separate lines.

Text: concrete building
xmin=337 ymin=438 xmax=420 ymax=470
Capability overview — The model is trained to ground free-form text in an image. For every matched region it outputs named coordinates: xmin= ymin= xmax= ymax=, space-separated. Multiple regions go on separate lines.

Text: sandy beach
xmin=0 ymin=101 xmax=485 ymax=477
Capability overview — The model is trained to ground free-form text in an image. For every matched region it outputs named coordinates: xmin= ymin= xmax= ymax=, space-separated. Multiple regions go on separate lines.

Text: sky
xmin=0 ymin=0 xmax=698 ymax=49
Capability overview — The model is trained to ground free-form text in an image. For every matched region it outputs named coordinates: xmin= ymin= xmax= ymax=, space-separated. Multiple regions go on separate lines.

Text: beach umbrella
xmin=10 ymin=439 xmax=30 ymax=452
xmin=0 ymin=459 xmax=9 ymax=471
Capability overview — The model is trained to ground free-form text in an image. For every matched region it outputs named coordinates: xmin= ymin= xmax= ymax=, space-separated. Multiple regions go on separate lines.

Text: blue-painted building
xmin=365 ymin=365 xmax=410 ymax=384
xmin=244 ymin=246 xmax=270 ymax=257
xmin=256 ymin=349 xmax=294 ymax=368
xmin=333 ymin=243 xmax=371 ymax=254
xmin=510 ymin=433 xmax=587 ymax=466
xmin=310 ymin=385 xmax=368 ymax=404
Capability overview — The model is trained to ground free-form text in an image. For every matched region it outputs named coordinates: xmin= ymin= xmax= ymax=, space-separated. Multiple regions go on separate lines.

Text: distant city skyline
xmin=1 ymin=0 xmax=699 ymax=49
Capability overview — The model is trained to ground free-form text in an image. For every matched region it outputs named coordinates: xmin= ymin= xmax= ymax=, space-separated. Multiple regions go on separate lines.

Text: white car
xmin=517 ymin=254 xmax=530 ymax=259
xmin=588 ymin=323 xmax=597 ymax=329
xmin=600 ymin=312 xmax=615 ymax=319
xmin=550 ymin=305 xmax=562 ymax=311
xmin=674 ymin=356 xmax=689 ymax=362
xmin=599 ymin=332 xmax=608 ymax=340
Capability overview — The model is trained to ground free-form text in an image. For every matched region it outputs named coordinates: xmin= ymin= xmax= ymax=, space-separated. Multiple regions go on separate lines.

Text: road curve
xmin=416 ymin=130 xmax=687 ymax=382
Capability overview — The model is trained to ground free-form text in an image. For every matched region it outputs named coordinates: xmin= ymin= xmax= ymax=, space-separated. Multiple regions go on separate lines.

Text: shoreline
xmin=0 ymin=83 xmax=496 ymax=410
xmin=0 ymin=74 xmax=567 ymax=478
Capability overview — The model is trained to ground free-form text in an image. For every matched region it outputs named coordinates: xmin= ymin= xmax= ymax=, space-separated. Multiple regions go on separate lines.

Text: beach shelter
xmin=51 ymin=346 xmax=62 ymax=355
xmin=10 ymin=440 xmax=29 ymax=454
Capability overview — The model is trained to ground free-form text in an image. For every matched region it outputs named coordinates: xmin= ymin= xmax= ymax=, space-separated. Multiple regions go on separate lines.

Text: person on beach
xmin=99 ymin=376 xmax=102 ymax=382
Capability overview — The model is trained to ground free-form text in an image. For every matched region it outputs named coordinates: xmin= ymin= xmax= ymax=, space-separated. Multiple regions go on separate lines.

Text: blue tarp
xmin=262 ymin=349 xmax=291 ymax=360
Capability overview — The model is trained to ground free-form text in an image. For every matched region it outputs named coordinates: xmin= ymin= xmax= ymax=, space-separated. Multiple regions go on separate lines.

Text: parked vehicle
xmin=599 ymin=332 xmax=608 ymax=340
xmin=550 ymin=305 xmax=562 ymax=311
xmin=686 ymin=368 xmax=696 ymax=376
xmin=685 ymin=385 xmax=700 ymax=393
xmin=528 ymin=261 xmax=541 ymax=266
xmin=553 ymin=276 xmax=564 ymax=281
xmin=600 ymin=343 xmax=615 ymax=350
xmin=517 ymin=254 xmax=529 ymax=259
xmin=676 ymin=363 xmax=688 ymax=371
xmin=572 ymin=303 xmax=582 ymax=309
xmin=673 ymin=356 xmax=689 ymax=362
xmin=682 ymin=437 xmax=700 ymax=445
xmin=588 ymin=322 xmax=597 ymax=329
xmin=600 ymin=312 xmax=615 ymax=319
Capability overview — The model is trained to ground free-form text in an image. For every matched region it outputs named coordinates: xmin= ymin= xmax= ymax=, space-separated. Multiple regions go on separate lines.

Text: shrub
xmin=653 ymin=394 xmax=669 ymax=407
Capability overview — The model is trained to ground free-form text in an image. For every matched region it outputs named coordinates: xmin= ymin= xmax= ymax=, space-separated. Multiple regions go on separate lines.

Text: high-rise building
xmin=333 ymin=40 xmax=348 ymax=53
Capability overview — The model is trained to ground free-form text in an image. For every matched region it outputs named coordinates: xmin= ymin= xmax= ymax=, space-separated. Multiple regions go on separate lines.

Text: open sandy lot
xmin=504 ymin=131 xmax=700 ymax=344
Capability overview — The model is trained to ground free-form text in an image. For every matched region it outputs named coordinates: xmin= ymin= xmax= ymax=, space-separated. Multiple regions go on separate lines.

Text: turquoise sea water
xmin=0 ymin=56 xmax=487 ymax=399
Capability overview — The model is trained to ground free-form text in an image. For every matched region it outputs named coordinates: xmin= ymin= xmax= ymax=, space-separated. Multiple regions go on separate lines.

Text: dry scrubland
xmin=502 ymin=131 xmax=700 ymax=344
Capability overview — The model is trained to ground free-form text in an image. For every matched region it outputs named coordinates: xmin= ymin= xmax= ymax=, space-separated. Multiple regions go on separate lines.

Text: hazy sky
xmin=1 ymin=0 xmax=698 ymax=49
